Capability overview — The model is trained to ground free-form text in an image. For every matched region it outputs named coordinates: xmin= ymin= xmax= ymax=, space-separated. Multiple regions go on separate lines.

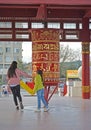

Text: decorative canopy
xmin=0 ymin=0 xmax=91 ymax=42
xmin=0 ymin=0 xmax=91 ymax=20
xmin=0 ymin=0 xmax=91 ymax=5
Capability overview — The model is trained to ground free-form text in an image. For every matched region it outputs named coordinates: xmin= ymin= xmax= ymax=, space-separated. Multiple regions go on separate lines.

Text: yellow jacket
xmin=34 ymin=74 xmax=44 ymax=92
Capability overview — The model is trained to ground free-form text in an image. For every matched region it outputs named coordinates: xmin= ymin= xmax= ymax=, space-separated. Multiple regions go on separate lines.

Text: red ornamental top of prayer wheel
xmin=31 ymin=28 xmax=60 ymax=85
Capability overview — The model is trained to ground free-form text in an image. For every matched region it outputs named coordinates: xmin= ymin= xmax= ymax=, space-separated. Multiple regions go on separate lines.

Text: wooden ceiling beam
xmin=0 ymin=4 xmax=39 ymax=9
xmin=84 ymin=10 xmax=91 ymax=18
xmin=36 ymin=4 xmax=47 ymax=20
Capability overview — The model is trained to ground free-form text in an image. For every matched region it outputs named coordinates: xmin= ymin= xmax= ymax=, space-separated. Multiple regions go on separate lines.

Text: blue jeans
xmin=37 ymin=89 xmax=48 ymax=109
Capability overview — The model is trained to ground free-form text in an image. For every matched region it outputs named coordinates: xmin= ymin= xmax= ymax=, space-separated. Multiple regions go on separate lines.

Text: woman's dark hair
xmin=37 ymin=69 xmax=43 ymax=82
xmin=7 ymin=61 xmax=17 ymax=78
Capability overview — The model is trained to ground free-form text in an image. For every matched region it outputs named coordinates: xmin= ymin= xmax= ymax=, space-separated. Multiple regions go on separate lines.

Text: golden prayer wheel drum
xmin=31 ymin=28 xmax=60 ymax=85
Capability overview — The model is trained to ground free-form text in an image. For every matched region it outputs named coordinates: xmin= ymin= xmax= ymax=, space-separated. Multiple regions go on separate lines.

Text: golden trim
xmin=32 ymin=51 xmax=59 ymax=53
xmin=82 ymin=51 xmax=90 ymax=54
xmin=32 ymin=40 xmax=59 ymax=42
xmin=32 ymin=61 xmax=59 ymax=64
xmin=31 ymin=29 xmax=60 ymax=41
xmin=82 ymin=86 xmax=90 ymax=93
xmin=82 ymin=42 xmax=90 ymax=45
xmin=82 ymin=42 xmax=90 ymax=54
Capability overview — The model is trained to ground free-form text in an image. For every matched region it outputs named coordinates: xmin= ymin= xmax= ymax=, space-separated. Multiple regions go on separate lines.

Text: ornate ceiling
xmin=0 ymin=0 xmax=91 ymax=21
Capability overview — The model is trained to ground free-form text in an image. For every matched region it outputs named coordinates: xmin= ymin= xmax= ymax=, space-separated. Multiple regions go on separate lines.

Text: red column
xmin=81 ymin=18 xmax=90 ymax=99
xmin=82 ymin=42 xmax=90 ymax=99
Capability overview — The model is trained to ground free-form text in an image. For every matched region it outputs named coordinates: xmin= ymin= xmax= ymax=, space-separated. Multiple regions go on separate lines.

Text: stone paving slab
xmin=0 ymin=94 xmax=91 ymax=130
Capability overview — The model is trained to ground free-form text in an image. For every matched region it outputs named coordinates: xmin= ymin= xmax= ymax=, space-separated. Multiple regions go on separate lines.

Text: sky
xmin=22 ymin=42 xmax=81 ymax=63
xmin=61 ymin=42 xmax=81 ymax=50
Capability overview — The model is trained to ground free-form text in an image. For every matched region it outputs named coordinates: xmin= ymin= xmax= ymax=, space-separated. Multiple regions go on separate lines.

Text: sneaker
xmin=16 ymin=106 xmax=19 ymax=110
xmin=20 ymin=103 xmax=24 ymax=109
xmin=35 ymin=109 xmax=41 ymax=112
xmin=44 ymin=107 xmax=49 ymax=112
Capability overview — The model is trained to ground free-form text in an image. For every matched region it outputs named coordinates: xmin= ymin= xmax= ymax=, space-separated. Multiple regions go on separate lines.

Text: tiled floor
xmin=0 ymin=94 xmax=91 ymax=130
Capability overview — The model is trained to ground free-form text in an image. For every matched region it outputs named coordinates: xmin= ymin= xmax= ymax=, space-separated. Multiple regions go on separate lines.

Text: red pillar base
xmin=82 ymin=93 xmax=90 ymax=99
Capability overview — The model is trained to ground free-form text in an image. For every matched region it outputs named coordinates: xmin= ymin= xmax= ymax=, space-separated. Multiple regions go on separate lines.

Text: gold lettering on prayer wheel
xmin=31 ymin=29 xmax=60 ymax=84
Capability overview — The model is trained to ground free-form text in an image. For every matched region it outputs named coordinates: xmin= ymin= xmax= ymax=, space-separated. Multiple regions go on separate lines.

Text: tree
xmin=17 ymin=60 xmax=26 ymax=71
xmin=60 ymin=45 xmax=81 ymax=78
xmin=17 ymin=59 xmax=32 ymax=74
xmin=60 ymin=45 xmax=81 ymax=62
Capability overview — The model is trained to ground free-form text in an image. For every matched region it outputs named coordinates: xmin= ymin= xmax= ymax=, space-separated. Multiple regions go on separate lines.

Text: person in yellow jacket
xmin=34 ymin=69 xmax=49 ymax=112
